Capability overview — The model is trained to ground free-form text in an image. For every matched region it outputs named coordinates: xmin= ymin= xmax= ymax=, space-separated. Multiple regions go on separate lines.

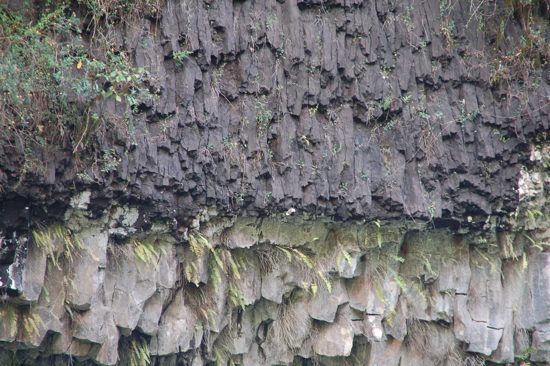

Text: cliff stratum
xmin=1 ymin=0 xmax=550 ymax=364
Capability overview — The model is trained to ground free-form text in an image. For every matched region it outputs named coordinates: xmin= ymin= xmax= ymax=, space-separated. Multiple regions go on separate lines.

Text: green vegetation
xmin=131 ymin=238 xmax=164 ymax=270
xmin=22 ymin=312 xmax=44 ymax=338
xmin=187 ymin=233 xmax=248 ymax=309
xmin=128 ymin=334 xmax=151 ymax=366
xmin=254 ymin=95 xmax=272 ymax=137
xmin=173 ymin=50 xmax=193 ymax=65
xmin=0 ymin=3 xmax=82 ymax=150
xmin=32 ymin=225 xmax=83 ymax=268
xmin=0 ymin=0 xmax=157 ymax=176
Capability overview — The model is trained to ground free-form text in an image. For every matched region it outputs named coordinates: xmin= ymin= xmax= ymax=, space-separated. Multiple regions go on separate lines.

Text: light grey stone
xmin=233 ymin=250 xmax=261 ymax=306
xmin=89 ymin=313 xmax=120 ymax=366
xmin=366 ymin=337 xmax=403 ymax=366
xmin=149 ymin=292 xmax=199 ymax=355
xmin=454 ymin=294 xmax=503 ymax=356
xmin=261 ymin=270 xmax=285 ymax=304
xmin=357 ymin=314 xmax=386 ymax=342
xmin=383 ymin=299 xmax=408 ymax=342
xmin=346 ymin=269 xmax=385 ymax=315
xmin=65 ymin=227 xmax=108 ymax=310
xmin=531 ymin=253 xmax=550 ymax=324
xmin=69 ymin=191 xmax=91 ymax=210
xmin=258 ymin=338 xmax=295 ymax=365
xmin=72 ymin=304 xmax=111 ymax=345
xmin=467 ymin=250 xmax=505 ymax=330
xmin=6 ymin=240 xmax=48 ymax=304
xmin=156 ymin=240 xmax=178 ymax=288
xmin=253 ymin=297 xmax=279 ymax=324
xmin=260 ymin=218 xmax=329 ymax=247
xmin=223 ymin=217 xmax=260 ymax=248
xmin=242 ymin=341 xmax=273 ymax=366
xmin=531 ymin=325 xmax=550 ymax=362
xmin=313 ymin=305 xmax=354 ymax=357
xmin=51 ymin=332 xmax=92 ymax=357
xmin=491 ymin=258 xmax=530 ymax=363
xmin=16 ymin=273 xmax=65 ymax=348
xmin=429 ymin=291 xmax=454 ymax=322
xmin=104 ymin=242 xmax=157 ymax=336
xmin=308 ymin=278 xmax=348 ymax=322
xmin=226 ymin=307 xmax=255 ymax=354
xmin=137 ymin=289 xmax=168 ymax=335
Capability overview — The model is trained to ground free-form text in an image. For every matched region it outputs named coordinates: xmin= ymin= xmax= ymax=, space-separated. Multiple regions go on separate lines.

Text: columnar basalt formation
xmin=3 ymin=206 xmax=550 ymax=365
xmin=0 ymin=0 xmax=550 ymax=364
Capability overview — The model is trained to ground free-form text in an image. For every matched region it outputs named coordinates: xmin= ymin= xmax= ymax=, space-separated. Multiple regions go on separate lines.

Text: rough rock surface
xmin=0 ymin=0 xmax=550 ymax=364
xmin=0 ymin=200 xmax=550 ymax=365
xmin=1 ymin=0 xmax=548 ymax=230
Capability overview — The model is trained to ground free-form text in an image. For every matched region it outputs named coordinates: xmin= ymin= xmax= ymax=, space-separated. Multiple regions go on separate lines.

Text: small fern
xmin=317 ymin=270 xmax=332 ymax=293
xmin=129 ymin=335 xmax=151 ymax=366
xmin=132 ymin=239 xmax=160 ymax=270
xmin=7 ymin=305 xmax=18 ymax=338
xmin=32 ymin=225 xmax=83 ymax=268
xmin=388 ymin=268 xmax=408 ymax=293
xmin=189 ymin=233 xmax=248 ymax=309
xmin=276 ymin=245 xmax=332 ymax=293
xmin=22 ymin=313 xmax=44 ymax=338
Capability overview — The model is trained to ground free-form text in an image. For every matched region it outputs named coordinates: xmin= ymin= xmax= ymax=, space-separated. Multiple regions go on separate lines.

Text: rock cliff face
xmin=4 ymin=205 xmax=550 ymax=366
xmin=1 ymin=0 xmax=550 ymax=364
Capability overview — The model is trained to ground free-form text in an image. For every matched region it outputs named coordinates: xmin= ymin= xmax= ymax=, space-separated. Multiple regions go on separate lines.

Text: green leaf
xmin=276 ymin=246 xmax=293 ymax=262
xmin=42 ymin=286 xmax=50 ymax=303
xmin=317 ymin=271 xmax=332 ymax=293
xmin=342 ymin=249 xmax=353 ymax=266
xmin=291 ymin=248 xmax=313 ymax=269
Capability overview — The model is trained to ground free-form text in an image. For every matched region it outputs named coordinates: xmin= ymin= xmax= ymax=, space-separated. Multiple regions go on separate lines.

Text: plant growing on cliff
xmin=173 ymin=50 xmax=193 ymax=65
xmin=0 ymin=0 xmax=159 ymax=169
xmin=3 ymin=304 xmax=18 ymax=339
xmin=271 ymin=297 xmax=312 ymax=350
xmin=129 ymin=335 xmax=151 ymax=366
xmin=32 ymin=225 xmax=84 ymax=268
xmin=276 ymin=245 xmax=332 ymax=293
xmin=22 ymin=312 xmax=45 ymax=338
xmin=210 ymin=328 xmax=240 ymax=366
xmin=132 ymin=238 xmax=163 ymax=270
xmin=0 ymin=3 xmax=81 ymax=151
xmin=457 ymin=100 xmax=485 ymax=125
xmin=183 ymin=284 xmax=218 ymax=327
xmin=439 ymin=0 xmax=457 ymax=48
xmin=188 ymin=233 xmax=247 ymax=309
xmin=254 ymin=95 xmax=272 ymax=137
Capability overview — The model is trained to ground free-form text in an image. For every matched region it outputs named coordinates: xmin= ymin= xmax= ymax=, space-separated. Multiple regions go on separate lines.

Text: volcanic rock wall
xmin=1 ymin=0 xmax=550 ymax=364
xmin=3 ymin=200 xmax=550 ymax=366
xmin=1 ymin=0 xmax=549 ymax=225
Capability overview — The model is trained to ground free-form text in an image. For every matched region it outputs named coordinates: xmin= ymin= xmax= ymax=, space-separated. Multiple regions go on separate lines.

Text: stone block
xmin=308 ymin=278 xmax=348 ymax=322
xmin=313 ymin=305 xmax=354 ymax=357
xmin=149 ymin=292 xmax=199 ymax=355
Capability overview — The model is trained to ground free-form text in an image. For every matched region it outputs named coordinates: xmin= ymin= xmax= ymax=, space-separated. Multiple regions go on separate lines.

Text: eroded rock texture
xmin=1 ymin=0 xmax=549 ymax=227
xmin=2 ymin=204 xmax=550 ymax=365
xmin=1 ymin=0 xmax=550 ymax=364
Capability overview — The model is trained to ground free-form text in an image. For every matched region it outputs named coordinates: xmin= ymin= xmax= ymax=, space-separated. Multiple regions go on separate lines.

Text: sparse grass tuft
xmin=272 ymin=298 xmax=312 ymax=350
